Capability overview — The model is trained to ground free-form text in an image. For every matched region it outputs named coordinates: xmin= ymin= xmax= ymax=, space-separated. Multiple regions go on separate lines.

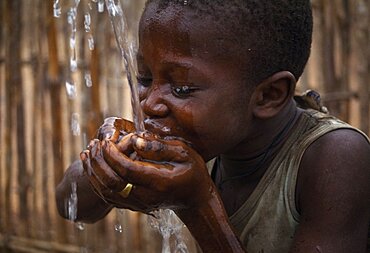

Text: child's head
xmin=137 ymin=0 xmax=313 ymax=160
xmin=141 ymin=0 xmax=313 ymax=86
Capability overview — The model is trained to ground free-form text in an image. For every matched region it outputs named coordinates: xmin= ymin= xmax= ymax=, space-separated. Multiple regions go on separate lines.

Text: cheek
xmin=180 ymin=103 xmax=248 ymax=159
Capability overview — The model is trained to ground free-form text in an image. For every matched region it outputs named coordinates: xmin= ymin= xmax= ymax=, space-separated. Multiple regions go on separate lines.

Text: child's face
xmin=137 ymin=3 xmax=254 ymax=161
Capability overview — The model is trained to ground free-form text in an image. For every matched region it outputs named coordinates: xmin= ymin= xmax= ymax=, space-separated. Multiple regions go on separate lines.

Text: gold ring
xmin=118 ymin=183 xmax=133 ymax=198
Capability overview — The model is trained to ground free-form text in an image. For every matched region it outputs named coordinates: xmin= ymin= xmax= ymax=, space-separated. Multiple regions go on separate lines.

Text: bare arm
xmin=176 ymin=192 xmax=246 ymax=253
xmin=291 ymin=129 xmax=370 ymax=252
xmin=55 ymin=159 xmax=113 ymax=223
xmin=55 ymin=117 xmax=133 ymax=223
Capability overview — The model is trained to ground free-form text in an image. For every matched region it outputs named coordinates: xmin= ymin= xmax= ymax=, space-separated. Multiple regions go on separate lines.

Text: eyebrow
xmin=136 ymin=52 xmax=193 ymax=70
xmin=159 ymin=54 xmax=194 ymax=69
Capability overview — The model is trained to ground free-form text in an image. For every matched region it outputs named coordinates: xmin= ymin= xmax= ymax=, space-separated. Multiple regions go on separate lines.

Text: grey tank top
xmin=223 ymin=109 xmax=370 ymax=253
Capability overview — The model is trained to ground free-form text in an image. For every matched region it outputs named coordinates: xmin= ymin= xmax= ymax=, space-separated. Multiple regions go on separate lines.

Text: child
xmin=56 ymin=1 xmax=370 ymax=252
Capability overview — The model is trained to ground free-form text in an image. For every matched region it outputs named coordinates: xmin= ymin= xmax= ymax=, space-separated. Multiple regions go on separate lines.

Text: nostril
xmin=141 ymin=97 xmax=169 ymax=117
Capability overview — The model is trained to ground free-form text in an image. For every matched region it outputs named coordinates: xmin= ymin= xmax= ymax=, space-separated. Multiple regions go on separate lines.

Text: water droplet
xmin=98 ymin=0 xmax=104 ymax=12
xmin=84 ymin=72 xmax=92 ymax=87
xmin=69 ymin=36 xmax=76 ymax=49
xmin=71 ymin=113 xmax=81 ymax=136
xmin=75 ymin=222 xmax=85 ymax=231
xmin=65 ymin=80 xmax=77 ymax=99
xmin=84 ymin=13 xmax=91 ymax=32
xmin=161 ymin=126 xmax=171 ymax=133
xmin=53 ymin=0 xmax=61 ymax=18
xmin=88 ymin=34 xmax=95 ymax=50
xmin=70 ymin=56 xmax=77 ymax=72
xmin=114 ymin=224 xmax=123 ymax=233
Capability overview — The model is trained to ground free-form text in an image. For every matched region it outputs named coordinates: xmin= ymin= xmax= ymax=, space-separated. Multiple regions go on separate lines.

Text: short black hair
xmin=144 ymin=0 xmax=313 ymax=86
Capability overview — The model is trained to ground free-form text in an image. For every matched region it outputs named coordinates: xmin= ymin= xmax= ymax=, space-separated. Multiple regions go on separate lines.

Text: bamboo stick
xmin=46 ymin=0 xmax=68 ymax=244
xmin=352 ymin=0 xmax=369 ymax=134
xmin=335 ymin=0 xmax=351 ymax=122
xmin=321 ymin=1 xmax=343 ymax=117
xmin=0 ymin=0 xmax=5 ymax=236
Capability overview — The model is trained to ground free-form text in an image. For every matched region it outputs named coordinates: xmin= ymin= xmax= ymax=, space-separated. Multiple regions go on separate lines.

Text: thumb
xmin=132 ymin=135 xmax=192 ymax=163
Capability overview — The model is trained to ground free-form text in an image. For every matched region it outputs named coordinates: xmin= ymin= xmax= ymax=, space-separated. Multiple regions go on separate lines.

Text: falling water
xmin=104 ymin=2 xmax=189 ymax=251
xmin=67 ymin=0 xmax=80 ymax=73
xmin=67 ymin=182 xmax=78 ymax=221
xmin=104 ymin=0 xmax=145 ymax=132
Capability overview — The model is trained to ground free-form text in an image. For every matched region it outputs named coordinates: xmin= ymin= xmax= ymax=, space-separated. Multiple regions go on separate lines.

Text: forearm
xmin=55 ymin=160 xmax=113 ymax=223
xmin=176 ymin=190 xmax=246 ymax=253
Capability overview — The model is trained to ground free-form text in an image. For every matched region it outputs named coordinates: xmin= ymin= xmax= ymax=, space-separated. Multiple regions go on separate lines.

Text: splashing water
xmin=149 ymin=209 xmax=189 ymax=253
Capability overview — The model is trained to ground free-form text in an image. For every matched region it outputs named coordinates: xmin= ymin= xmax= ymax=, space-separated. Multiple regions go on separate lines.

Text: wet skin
xmin=137 ymin=4 xmax=256 ymax=162
xmin=56 ymin=2 xmax=370 ymax=253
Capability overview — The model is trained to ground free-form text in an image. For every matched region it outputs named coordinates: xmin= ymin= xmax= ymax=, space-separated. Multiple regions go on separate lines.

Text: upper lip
xmin=143 ymin=118 xmax=172 ymax=137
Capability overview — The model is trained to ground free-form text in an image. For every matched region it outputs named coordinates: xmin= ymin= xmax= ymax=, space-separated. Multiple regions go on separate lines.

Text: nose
xmin=140 ymin=85 xmax=170 ymax=118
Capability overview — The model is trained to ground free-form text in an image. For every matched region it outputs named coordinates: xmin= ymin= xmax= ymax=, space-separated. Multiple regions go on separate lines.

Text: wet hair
xmin=144 ymin=0 xmax=313 ymax=86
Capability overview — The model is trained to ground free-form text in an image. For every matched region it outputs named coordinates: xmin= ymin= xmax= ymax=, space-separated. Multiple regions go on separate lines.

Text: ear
xmin=252 ymin=71 xmax=296 ymax=119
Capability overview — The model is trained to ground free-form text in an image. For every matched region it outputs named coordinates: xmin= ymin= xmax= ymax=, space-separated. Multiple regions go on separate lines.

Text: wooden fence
xmin=0 ymin=0 xmax=368 ymax=252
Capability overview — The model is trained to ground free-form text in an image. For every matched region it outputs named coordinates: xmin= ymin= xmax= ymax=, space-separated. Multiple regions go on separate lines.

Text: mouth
xmin=143 ymin=118 xmax=193 ymax=147
xmin=143 ymin=118 xmax=173 ymax=138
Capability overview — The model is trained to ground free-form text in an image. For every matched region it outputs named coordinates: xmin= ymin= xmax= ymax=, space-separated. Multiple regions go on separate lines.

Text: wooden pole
xmin=0 ymin=0 xmax=5 ymax=236
xmin=322 ymin=1 xmax=342 ymax=117
xmin=46 ymin=0 xmax=68 ymax=244
xmin=336 ymin=0 xmax=351 ymax=122
xmin=4 ymin=0 xmax=29 ymax=237
xmin=352 ymin=0 xmax=369 ymax=133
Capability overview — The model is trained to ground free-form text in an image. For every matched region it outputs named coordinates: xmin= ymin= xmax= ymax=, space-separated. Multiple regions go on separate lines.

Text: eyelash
xmin=171 ymin=85 xmax=195 ymax=98
xmin=137 ymin=76 xmax=196 ymax=98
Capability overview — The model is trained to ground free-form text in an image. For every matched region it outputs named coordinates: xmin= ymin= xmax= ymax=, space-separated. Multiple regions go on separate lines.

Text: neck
xmin=219 ymin=101 xmax=301 ymax=182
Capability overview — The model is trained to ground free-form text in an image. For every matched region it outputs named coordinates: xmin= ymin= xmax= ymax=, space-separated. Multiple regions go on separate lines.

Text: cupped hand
xmin=81 ymin=132 xmax=215 ymax=213
xmin=96 ymin=117 xmax=135 ymax=143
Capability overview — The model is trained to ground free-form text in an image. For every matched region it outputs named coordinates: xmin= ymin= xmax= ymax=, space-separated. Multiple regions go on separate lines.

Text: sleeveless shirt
xmin=220 ymin=109 xmax=370 ymax=253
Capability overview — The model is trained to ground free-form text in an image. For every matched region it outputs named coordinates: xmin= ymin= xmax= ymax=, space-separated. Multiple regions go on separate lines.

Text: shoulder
xmin=297 ymin=127 xmax=370 ymax=210
xmin=292 ymin=128 xmax=370 ymax=251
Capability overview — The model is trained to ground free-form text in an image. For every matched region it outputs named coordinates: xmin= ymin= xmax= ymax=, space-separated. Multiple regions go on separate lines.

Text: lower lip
xmin=144 ymin=119 xmax=172 ymax=136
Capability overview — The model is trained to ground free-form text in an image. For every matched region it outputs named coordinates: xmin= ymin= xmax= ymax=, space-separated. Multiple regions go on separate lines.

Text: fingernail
xmin=80 ymin=151 xmax=88 ymax=160
xmin=134 ymin=136 xmax=146 ymax=150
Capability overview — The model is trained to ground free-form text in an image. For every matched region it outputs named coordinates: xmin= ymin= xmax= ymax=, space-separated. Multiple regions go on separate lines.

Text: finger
xmin=81 ymin=149 xmax=152 ymax=211
xmin=116 ymin=133 xmax=135 ymax=154
xmin=80 ymin=150 xmax=110 ymax=200
xmin=88 ymin=140 xmax=126 ymax=192
xmin=102 ymin=140 xmax=167 ymax=187
xmin=132 ymin=135 xmax=191 ymax=163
